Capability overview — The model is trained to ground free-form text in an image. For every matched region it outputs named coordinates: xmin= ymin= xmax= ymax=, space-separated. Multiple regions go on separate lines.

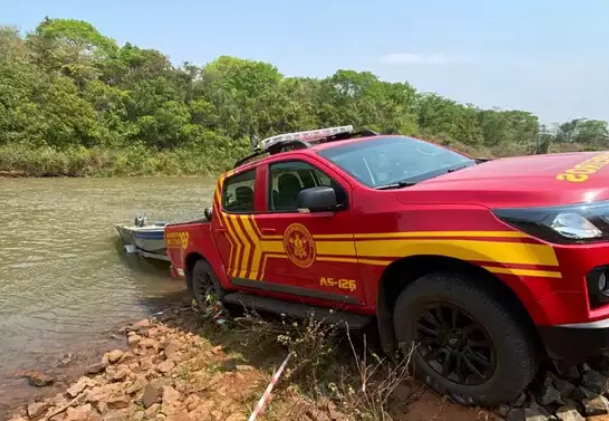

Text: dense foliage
xmin=1 ymin=18 xmax=608 ymax=176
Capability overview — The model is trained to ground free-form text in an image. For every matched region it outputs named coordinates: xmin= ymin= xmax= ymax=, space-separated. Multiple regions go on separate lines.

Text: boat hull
xmin=133 ymin=229 xmax=166 ymax=253
xmin=115 ymin=223 xmax=167 ymax=254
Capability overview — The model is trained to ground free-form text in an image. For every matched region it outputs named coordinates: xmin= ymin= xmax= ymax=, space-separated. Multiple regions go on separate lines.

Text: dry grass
xmin=191 ymin=297 xmax=419 ymax=421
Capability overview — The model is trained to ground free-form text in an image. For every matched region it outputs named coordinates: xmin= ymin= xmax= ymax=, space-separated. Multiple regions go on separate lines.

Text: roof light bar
xmin=260 ymin=125 xmax=354 ymax=149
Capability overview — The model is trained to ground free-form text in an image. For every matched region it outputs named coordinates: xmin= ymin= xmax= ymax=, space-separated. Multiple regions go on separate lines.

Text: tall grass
xmin=0 ymin=144 xmax=247 ymax=177
xmin=0 ymin=140 xmax=600 ymax=178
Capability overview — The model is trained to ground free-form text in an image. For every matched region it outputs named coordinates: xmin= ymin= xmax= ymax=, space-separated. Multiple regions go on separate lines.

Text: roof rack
xmin=233 ymin=125 xmax=379 ymax=168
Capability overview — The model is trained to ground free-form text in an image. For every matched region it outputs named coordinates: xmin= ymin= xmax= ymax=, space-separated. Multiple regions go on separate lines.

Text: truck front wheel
xmin=191 ymin=260 xmax=224 ymax=312
xmin=393 ymin=271 xmax=537 ymax=406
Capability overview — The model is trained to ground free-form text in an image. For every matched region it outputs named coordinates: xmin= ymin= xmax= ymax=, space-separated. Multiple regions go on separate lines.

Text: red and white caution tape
xmin=247 ymin=352 xmax=291 ymax=421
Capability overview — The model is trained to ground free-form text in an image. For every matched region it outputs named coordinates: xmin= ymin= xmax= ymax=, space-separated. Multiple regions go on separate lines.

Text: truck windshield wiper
xmin=374 ymin=180 xmax=417 ymax=190
xmin=445 ymin=164 xmax=472 ymax=173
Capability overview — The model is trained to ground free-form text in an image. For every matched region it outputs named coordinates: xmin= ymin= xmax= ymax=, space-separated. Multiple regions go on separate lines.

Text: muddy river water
xmin=0 ymin=176 xmax=216 ymax=410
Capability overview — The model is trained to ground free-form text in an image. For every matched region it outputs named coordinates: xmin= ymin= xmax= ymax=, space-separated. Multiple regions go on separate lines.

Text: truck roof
xmin=233 ymin=125 xmax=380 ymax=169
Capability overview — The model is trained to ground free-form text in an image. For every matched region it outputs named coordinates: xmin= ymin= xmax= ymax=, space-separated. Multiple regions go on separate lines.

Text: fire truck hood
xmin=402 ymin=151 xmax=609 ymax=208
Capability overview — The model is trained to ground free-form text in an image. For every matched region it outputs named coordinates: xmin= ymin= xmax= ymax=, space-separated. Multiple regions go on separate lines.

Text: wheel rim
xmin=414 ymin=303 xmax=496 ymax=386
xmin=194 ymin=270 xmax=213 ymax=309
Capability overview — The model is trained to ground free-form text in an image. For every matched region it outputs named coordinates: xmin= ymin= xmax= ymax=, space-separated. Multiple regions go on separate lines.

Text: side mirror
xmin=297 ymin=186 xmax=338 ymax=213
xmin=204 ymin=207 xmax=213 ymax=221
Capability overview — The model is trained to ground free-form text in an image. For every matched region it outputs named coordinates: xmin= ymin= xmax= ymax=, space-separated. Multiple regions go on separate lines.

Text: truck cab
xmin=165 ymin=125 xmax=609 ymax=406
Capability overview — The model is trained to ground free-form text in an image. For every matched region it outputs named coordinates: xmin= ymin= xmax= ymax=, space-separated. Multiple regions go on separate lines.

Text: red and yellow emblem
xmin=283 ymin=223 xmax=316 ymax=268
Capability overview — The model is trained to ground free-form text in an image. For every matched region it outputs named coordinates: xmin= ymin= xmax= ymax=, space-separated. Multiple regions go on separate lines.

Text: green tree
xmin=1 ymin=17 xmax=608 ymax=176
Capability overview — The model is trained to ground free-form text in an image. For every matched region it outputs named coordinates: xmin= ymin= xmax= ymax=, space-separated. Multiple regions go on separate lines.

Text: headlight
xmin=493 ymin=201 xmax=609 ymax=243
xmin=550 ymin=212 xmax=601 ymax=239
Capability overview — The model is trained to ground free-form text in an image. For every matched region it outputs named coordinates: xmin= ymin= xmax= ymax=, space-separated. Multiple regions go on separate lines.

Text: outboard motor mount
xmin=134 ymin=214 xmax=146 ymax=227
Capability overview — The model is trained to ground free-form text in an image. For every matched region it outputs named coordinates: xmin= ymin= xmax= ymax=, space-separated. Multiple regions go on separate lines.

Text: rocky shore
xmin=4 ymin=304 xmax=357 ymax=421
xmin=7 ymin=301 xmax=609 ymax=421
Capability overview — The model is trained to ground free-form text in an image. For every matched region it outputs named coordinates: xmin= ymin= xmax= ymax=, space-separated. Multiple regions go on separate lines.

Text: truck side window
xmin=268 ymin=161 xmax=346 ymax=211
xmin=222 ymin=170 xmax=256 ymax=213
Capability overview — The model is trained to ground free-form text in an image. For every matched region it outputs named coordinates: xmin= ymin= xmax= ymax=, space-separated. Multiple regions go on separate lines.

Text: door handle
xmin=215 ymin=228 xmax=227 ymax=234
xmin=261 ymin=228 xmax=276 ymax=234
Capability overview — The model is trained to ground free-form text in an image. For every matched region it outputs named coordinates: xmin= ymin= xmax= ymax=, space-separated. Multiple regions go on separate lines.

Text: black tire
xmin=393 ymin=271 xmax=537 ymax=406
xmin=191 ymin=260 xmax=225 ymax=311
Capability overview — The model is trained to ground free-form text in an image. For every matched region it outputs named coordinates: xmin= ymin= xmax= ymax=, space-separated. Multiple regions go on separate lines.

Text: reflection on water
xmin=0 ymin=176 xmax=216 ymax=407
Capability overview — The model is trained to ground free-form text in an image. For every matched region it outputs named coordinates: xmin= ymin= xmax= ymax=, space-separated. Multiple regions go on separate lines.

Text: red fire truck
xmin=165 ymin=125 xmax=609 ymax=405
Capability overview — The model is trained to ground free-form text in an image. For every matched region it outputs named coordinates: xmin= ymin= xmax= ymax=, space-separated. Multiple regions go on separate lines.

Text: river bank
xmin=0 ymin=145 xmax=245 ymax=178
xmin=0 ymin=140 xmax=594 ymax=179
xmin=8 ymin=297 xmax=609 ymax=421
xmin=3 ymin=290 xmax=609 ymax=421
xmin=3 ymin=300 xmax=493 ymax=421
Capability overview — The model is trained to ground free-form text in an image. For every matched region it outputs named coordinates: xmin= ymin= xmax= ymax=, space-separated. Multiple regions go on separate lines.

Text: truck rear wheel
xmin=191 ymin=260 xmax=224 ymax=312
xmin=393 ymin=271 xmax=537 ymax=406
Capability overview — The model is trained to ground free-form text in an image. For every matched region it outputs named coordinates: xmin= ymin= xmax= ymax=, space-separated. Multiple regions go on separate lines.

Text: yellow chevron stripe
xmin=258 ymin=255 xmax=267 ymax=281
xmin=221 ymin=215 xmax=558 ymax=281
xmin=484 ymin=266 xmax=562 ymax=279
xmin=216 ymin=175 xmax=240 ymax=275
xmin=355 ymin=239 xmax=558 ymax=266
xmin=241 ymin=216 xmax=262 ymax=280
xmin=353 ymin=231 xmax=530 ymax=239
xmin=223 ymin=216 xmax=243 ymax=277
xmin=228 ymin=216 xmax=250 ymax=279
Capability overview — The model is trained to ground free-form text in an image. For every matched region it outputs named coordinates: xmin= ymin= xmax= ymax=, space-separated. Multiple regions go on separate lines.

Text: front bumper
xmin=539 ymin=319 xmax=609 ymax=362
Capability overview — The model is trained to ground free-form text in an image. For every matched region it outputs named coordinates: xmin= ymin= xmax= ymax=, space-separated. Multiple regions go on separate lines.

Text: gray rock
xmin=582 ymin=394 xmax=609 ymax=416
xmin=26 ymin=372 xmax=55 ymax=387
xmin=553 ymin=378 xmax=576 ymax=400
xmin=506 ymin=408 xmax=550 ymax=421
xmin=582 ymin=369 xmax=609 ymax=394
xmin=85 ymin=362 xmax=107 ymax=375
xmin=142 ymin=384 xmax=163 ymax=409
xmin=555 ymin=406 xmax=585 ymax=421
xmin=539 ymin=383 xmax=564 ymax=406
xmin=529 ymin=402 xmax=552 ymax=418
xmin=574 ymin=386 xmax=597 ymax=400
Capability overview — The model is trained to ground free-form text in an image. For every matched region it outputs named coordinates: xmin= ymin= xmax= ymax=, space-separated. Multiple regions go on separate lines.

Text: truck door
xmin=249 ymin=159 xmax=365 ymax=306
xmin=211 ymin=168 xmax=259 ymax=280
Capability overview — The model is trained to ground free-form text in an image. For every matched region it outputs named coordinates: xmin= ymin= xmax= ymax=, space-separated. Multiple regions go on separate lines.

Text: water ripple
xmin=0 ymin=176 xmax=215 ymax=397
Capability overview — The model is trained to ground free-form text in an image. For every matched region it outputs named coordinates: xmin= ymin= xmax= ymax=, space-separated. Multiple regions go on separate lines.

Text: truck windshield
xmin=317 ymin=136 xmax=475 ymax=189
